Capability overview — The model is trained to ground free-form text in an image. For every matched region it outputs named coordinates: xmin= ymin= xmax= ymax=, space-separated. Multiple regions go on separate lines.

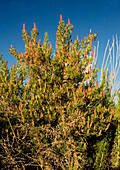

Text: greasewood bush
xmin=0 ymin=15 xmax=119 ymax=169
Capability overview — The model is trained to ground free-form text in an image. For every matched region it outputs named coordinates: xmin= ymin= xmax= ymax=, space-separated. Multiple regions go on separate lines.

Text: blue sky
xmin=0 ymin=0 xmax=120 ymax=91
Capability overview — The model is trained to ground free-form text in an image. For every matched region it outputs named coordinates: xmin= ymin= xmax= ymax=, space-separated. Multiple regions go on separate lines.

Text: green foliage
xmin=0 ymin=16 xmax=119 ymax=169
xmin=110 ymin=93 xmax=120 ymax=169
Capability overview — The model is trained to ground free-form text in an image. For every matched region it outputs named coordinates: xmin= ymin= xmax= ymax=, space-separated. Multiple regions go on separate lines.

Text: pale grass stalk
xmin=111 ymin=51 xmax=113 ymax=81
xmin=105 ymin=68 xmax=108 ymax=82
xmin=100 ymin=67 xmax=104 ymax=84
xmin=86 ymin=42 xmax=99 ymax=85
xmin=97 ymin=35 xmax=120 ymax=100
xmin=87 ymin=43 xmax=99 ymax=71
xmin=113 ymin=36 xmax=115 ymax=75
xmin=107 ymin=52 xmax=112 ymax=71
xmin=100 ymin=39 xmax=110 ymax=84
xmin=104 ymin=41 xmax=114 ymax=72
xmin=114 ymin=36 xmax=120 ymax=81
xmin=86 ymin=47 xmax=94 ymax=72
xmin=104 ymin=47 xmax=110 ymax=70
xmin=111 ymin=36 xmax=120 ymax=87
xmin=102 ymin=39 xmax=110 ymax=69
xmin=115 ymin=35 xmax=119 ymax=71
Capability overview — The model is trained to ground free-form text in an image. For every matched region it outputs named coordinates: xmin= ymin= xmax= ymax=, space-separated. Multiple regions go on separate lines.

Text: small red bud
xmin=6 ymin=61 xmax=8 ymax=67
xmin=23 ymin=23 xmax=25 ymax=30
xmin=68 ymin=18 xmax=70 ymax=24
xmin=112 ymin=109 xmax=114 ymax=113
xmin=73 ymin=122 xmax=75 ymax=127
xmin=96 ymin=81 xmax=98 ymax=87
xmin=92 ymin=77 xmax=94 ymax=84
xmin=34 ymin=23 xmax=36 ymax=29
xmin=106 ymin=123 xmax=110 ymax=130
xmin=90 ymin=39 xmax=92 ymax=46
xmin=100 ymin=89 xmax=102 ymax=95
xmin=110 ymin=114 xmax=113 ymax=120
xmin=87 ymin=121 xmax=89 ymax=128
xmin=92 ymin=50 xmax=94 ymax=57
xmin=77 ymin=35 xmax=79 ymax=41
xmin=107 ymin=107 xmax=110 ymax=112
xmin=38 ymin=39 xmax=41 ymax=46
xmin=20 ymin=108 xmax=23 ymax=114
xmin=99 ymin=129 xmax=102 ymax=136
xmin=32 ymin=119 xmax=34 ymax=126
xmin=87 ymin=129 xmax=90 ymax=134
xmin=21 ymin=51 xmax=23 ymax=56
xmin=62 ymin=114 xmax=65 ymax=121
xmin=94 ymin=109 xmax=96 ymax=117
xmin=60 ymin=14 xmax=62 ymax=21
xmin=40 ymin=112 xmax=43 ymax=118
xmin=89 ymin=69 xmax=92 ymax=75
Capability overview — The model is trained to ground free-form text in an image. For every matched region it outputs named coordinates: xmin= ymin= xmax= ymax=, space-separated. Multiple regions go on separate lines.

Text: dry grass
xmin=89 ymin=35 xmax=120 ymax=102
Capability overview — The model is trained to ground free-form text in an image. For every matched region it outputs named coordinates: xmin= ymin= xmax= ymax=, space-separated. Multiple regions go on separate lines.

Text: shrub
xmin=0 ymin=15 xmax=119 ymax=169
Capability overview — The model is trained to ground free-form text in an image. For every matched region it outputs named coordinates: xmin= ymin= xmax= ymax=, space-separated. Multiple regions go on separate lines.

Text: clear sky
xmin=0 ymin=0 xmax=120 ymax=92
